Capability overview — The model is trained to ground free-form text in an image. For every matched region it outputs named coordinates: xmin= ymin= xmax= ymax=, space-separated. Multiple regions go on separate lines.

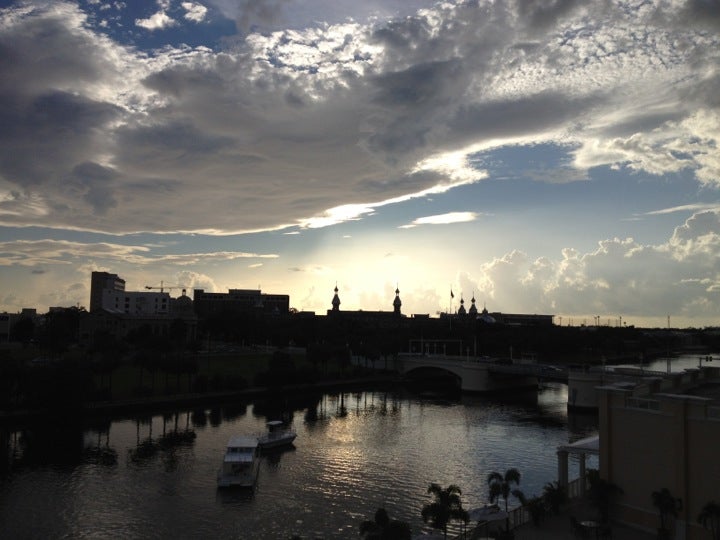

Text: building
xmin=192 ymin=288 xmax=289 ymax=318
xmin=491 ymin=312 xmax=554 ymax=326
xmin=325 ymin=284 xmax=406 ymax=325
xmin=90 ymin=271 xmax=125 ymax=313
xmin=100 ymin=289 xmax=171 ymax=316
xmin=0 ymin=308 xmax=38 ymax=343
xmin=573 ymin=368 xmax=720 ymax=539
xmin=84 ymin=272 xmax=197 ymax=343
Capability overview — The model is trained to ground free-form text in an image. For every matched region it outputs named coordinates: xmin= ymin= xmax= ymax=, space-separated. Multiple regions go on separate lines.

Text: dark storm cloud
xmin=117 ymin=121 xmax=236 ymax=161
xmin=371 ymin=15 xmax=434 ymax=50
xmin=142 ymin=66 xmax=227 ymax=98
xmin=371 ymin=59 xmax=463 ymax=108
xmin=514 ymin=0 xmax=587 ymax=32
xmin=0 ymin=8 xmax=110 ymax=94
xmin=235 ymin=0 xmax=291 ymax=34
xmin=0 ymin=91 xmax=121 ymax=186
xmin=678 ymin=0 xmax=720 ymax=28
xmin=366 ymin=59 xmax=469 ymax=156
xmin=68 ymin=162 xmax=119 ymax=215
xmin=447 ymin=93 xmax=600 ymax=142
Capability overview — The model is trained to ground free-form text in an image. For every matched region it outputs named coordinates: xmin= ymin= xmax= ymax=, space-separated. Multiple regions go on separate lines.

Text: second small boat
xmin=257 ymin=420 xmax=297 ymax=450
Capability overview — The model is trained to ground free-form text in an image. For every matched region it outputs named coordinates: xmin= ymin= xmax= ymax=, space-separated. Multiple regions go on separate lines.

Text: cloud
xmin=135 ymin=11 xmax=176 ymax=30
xmin=135 ymin=1 xmax=176 ymax=30
xmin=0 ymin=239 xmax=277 ymax=267
xmin=174 ymin=270 xmax=218 ymax=291
xmin=288 ymin=265 xmax=332 ymax=275
xmin=0 ymin=0 xmax=718 ymax=238
xmin=458 ymin=210 xmax=720 ymax=323
xmin=38 ymin=281 xmax=88 ymax=309
xmin=644 ymin=203 xmax=720 ymax=216
xmin=181 ymin=2 xmax=207 ymax=22
xmin=399 ymin=211 xmax=478 ymax=229
xmin=0 ymin=240 xmax=147 ymax=267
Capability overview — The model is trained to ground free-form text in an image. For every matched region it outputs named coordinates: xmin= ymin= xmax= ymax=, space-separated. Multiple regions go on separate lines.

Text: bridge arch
xmin=398 ymin=355 xmax=538 ymax=393
xmin=403 ymin=366 xmax=463 ymax=390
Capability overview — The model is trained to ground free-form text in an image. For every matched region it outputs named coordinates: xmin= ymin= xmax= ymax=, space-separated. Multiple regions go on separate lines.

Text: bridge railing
xmin=398 ymin=353 xmax=570 ymax=380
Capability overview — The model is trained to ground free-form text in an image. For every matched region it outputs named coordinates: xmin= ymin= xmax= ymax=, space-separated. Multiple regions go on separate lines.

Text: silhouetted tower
xmin=458 ymin=295 xmax=466 ymax=316
xmin=469 ymin=293 xmax=478 ymax=317
xmin=393 ymin=286 xmax=402 ymax=315
xmin=331 ymin=284 xmax=341 ymax=312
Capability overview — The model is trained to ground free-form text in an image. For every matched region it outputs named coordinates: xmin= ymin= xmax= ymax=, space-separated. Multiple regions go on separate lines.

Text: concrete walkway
xmin=510 ymin=513 xmax=655 ymax=540
xmin=466 ymin=500 xmax=656 ymax=540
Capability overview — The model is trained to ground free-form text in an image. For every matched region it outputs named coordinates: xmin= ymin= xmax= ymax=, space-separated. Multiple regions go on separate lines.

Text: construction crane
xmin=145 ymin=281 xmax=188 ymax=294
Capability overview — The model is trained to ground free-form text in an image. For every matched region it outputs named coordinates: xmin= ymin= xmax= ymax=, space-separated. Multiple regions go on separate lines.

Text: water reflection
xmin=215 ymin=484 xmax=256 ymax=505
xmin=0 ymin=384 xmax=599 ymax=539
xmin=127 ymin=412 xmax=198 ymax=468
xmin=263 ymin=444 xmax=296 ymax=467
xmin=82 ymin=423 xmax=117 ymax=467
xmin=5 ymin=418 xmax=87 ymax=469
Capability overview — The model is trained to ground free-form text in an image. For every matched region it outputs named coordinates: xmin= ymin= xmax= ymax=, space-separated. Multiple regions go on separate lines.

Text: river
xmin=2 ymin=353 xmax=713 ymax=539
xmin=0 ymin=378 xmax=605 ymax=539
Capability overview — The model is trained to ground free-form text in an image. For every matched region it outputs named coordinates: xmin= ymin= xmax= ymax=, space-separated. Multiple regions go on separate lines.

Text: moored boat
xmin=217 ymin=435 xmax=260 ymax=488
xmin=257 ymin=420 xmax=296 ymax=450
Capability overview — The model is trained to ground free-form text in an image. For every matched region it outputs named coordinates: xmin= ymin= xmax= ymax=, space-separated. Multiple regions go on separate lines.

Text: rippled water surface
xmin=1 ymin=383 xmax=599 ymax=539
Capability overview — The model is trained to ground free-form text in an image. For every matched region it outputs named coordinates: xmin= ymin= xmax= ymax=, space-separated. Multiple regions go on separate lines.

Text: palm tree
xmin=488 ymin=468 xmax=525 ymax=533
xmin=525 ymin=495 xmax=547 ymax=526
xmin=421 ymin=483 xmax=469 ymax=540
xmin=586 ymin=469 xmax=623 ymax=523
xmin=542 ymin=481 xmax=566 ymax=515
xmin=651 ymin=487 xmax=678 ymax=538
xmin=698 ymin=501 xmax=720 ymax=540
xmin=360 ymin=507 xmax=411 ymax=540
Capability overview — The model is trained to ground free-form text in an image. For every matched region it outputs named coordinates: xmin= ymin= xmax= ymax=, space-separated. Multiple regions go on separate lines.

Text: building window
xmin=626 ymin=397 xmax=660 ymax=411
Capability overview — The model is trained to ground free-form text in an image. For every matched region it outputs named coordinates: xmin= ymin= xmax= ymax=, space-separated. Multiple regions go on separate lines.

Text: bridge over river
xmin=396 ymin=354 xmax=566 ymax=393
xmin=395 ymin=354 xmax=709 ymax=409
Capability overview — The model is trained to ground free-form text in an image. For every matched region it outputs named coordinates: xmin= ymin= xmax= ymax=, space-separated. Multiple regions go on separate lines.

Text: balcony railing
xmin=626 ymin=397 xmax=660 ymax=411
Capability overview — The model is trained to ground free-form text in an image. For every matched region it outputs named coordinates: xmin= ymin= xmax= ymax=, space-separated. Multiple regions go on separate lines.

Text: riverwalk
xmin=506 ymin=513 xmax=655 ymax=540
xmin=465 ymin=498 xmax=656 ymax=540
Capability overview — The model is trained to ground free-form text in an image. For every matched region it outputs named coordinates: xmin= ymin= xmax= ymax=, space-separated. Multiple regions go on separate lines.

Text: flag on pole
xmin=450 ymin=289 xmax=454 ymax=299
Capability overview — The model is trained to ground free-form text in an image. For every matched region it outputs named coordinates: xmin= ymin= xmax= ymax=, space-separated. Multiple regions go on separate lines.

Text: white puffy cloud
xmin=456 ymin=210 xmax=720 ymax=325
xmin=135 ymin=10 xmax=176 ymax=30
xmin=181 ymin=2 xmax=207 ymax=22
xmin=174 ymin=270 xmax=218 ymax=291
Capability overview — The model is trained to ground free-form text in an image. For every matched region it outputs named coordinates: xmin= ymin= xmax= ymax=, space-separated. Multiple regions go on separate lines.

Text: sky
xmin=0 ymin=0 xmax=719 ymax=328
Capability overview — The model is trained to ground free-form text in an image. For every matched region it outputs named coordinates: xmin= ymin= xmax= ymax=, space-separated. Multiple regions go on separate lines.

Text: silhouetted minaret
xmin=331 ymin=284 xmax=341 ymax=312
xmin=393 ymin=286 xmax=402 ymax=315
xmin=469 ymin=293 xmax=478 ymax=316
xmin=458 ymin=294 xmax=466 ymax=315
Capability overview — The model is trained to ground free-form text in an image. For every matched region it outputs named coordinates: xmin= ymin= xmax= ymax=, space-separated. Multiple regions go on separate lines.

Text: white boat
xmin=217 ymin=435 xmax=260 ymax=488
xmin=257 ymin=420 xmax=296 ymax=450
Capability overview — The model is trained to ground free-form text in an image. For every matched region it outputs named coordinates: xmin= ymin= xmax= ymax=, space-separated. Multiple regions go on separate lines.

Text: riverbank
xmin=0 ymin=372 xmax=401 ymax=423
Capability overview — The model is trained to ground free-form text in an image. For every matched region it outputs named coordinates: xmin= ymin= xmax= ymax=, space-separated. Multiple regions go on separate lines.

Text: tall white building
xmin=100 ymin=289 xmax=171 ymax=315
xmin=90 ymin=271 xmax=125 ymax=313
